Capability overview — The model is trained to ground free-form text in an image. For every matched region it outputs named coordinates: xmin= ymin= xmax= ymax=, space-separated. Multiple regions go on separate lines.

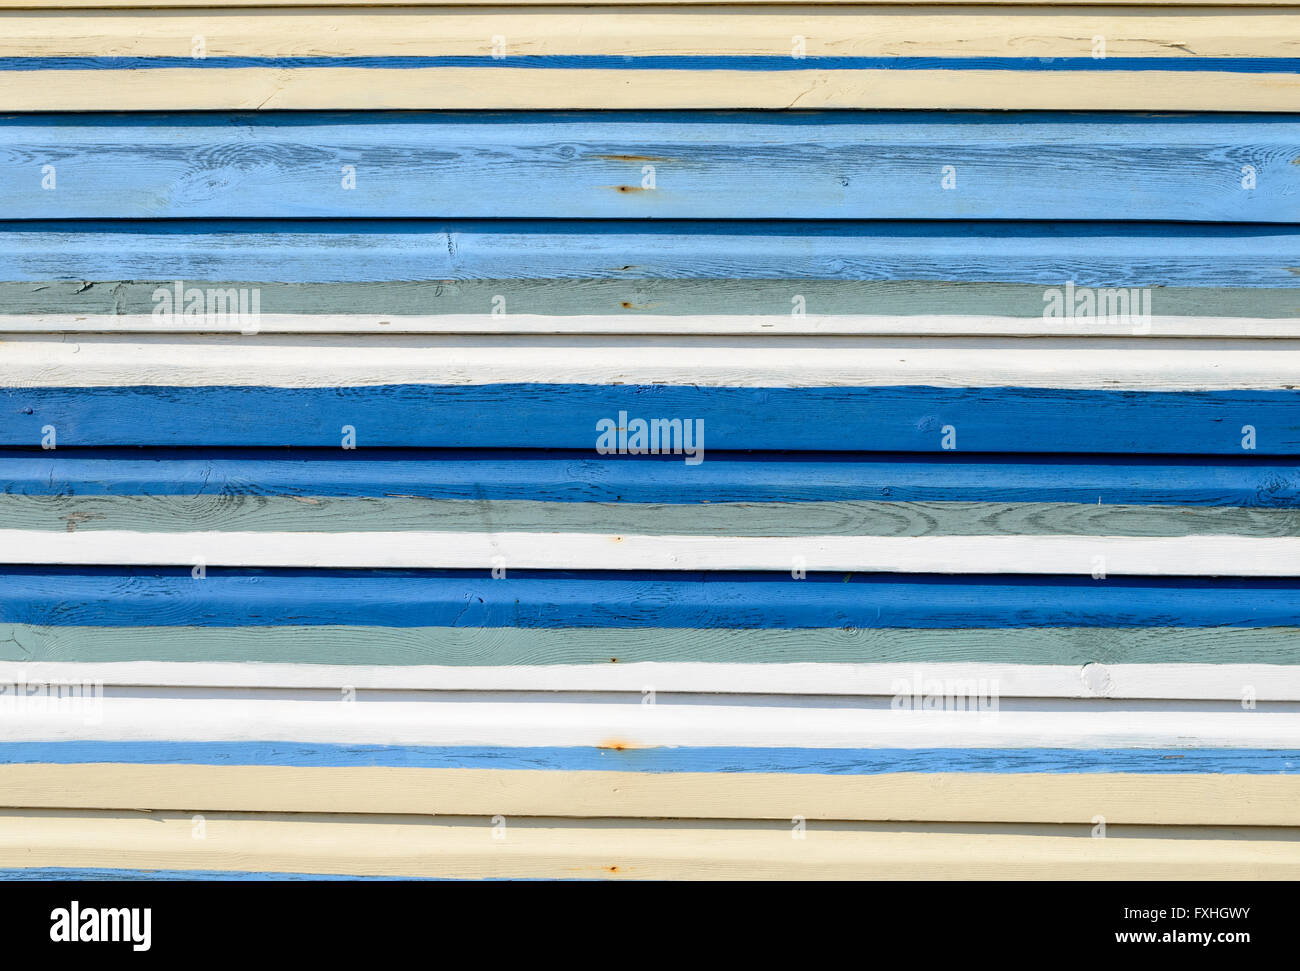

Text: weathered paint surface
xmin=2 ymin=4 xmax=1300 ymax=879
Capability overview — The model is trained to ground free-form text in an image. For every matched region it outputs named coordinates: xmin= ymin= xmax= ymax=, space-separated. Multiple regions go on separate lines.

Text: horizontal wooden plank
xmin=9 ymin=64 xmax=1298 ymax=110
xmin=9 ymin=313 xmax=1300 ymax=338
xmin=3 ymin=495 xmax=1296 ymax=538
xmin=5 ymin=384 xmax=1299 ymax=452
xmin=3 ymin=10 xmax=1292 ymax=59
xmin=5 ymin=112 xmax=1298 ymax=222
xmin=4 ymin=812 xmax=1298 ymax=879
xmin=5 ymin=569 xmax=1291 ymax=630
xmin=6 ymin=739 xmax=1297 ymax=773
xmin=6 ymin=336 xmax=1300 ymax=390
xmin=3 ymin=764 xmax=1299 ymax=824
xmin=0 ymin=530 xmax=1296 ymax=574
xmin=2 ymin=697 xmax=1296 ymax=749
xmin=5 ymin=657 xmax=1299 ymax=699
xmin=3 ymin=627 xmax=1300 ymax=675
xmin=4 ymin=281 xmax=1297 ymax=324
xmin=5 ymin=222 xmax=1297 ymax=287
xmin=5 ymin=450 xmax=1297 ymax=506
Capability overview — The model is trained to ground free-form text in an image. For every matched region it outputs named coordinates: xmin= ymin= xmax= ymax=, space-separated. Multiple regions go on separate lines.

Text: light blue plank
xmin=3 ymin=221 xmax=1299 ymax=287
xmin=3 ymin=111 xmax=1296 ymax=221
xmin=3 ymin=742 xmax=1298 ymax=774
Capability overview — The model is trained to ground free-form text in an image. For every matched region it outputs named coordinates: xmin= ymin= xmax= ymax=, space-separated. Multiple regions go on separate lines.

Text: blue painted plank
xmin=2 ymin=449 xmax=1295 ymax=506
xmin=3 ymin=55 xmax=1298 ymax=74
xmin=3 ymin=221 xmax=1299 ymax=287
xmin=1 ymin=568 xmax=1295 ymax=629
xmin=3 ymin=385 xmax=1297 ymax=453
xmin=4 ymin=111 xmax=1297 ymax=222
xmin=3 ymin=741 xmax=1297 ymax=774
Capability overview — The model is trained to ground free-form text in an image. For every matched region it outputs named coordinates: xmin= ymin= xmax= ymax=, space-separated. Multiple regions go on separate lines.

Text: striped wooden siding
xmin=0 ymin=8 xmax=1298 ymax=110
xmin=1 ymin=5 xmax=1298 ymax=880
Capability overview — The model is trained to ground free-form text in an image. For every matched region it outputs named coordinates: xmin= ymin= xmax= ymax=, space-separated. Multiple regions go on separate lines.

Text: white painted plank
xmin=1 ymin=530 xmax=1295 ymax=575
xmin=0 ymin=695 xmax=1294 ymax=749
xmin=2 ymin=660 xmax=1295 ymax=700
xmin=4 ymin=315 xmax=1297 ymax=339
xmin=5 ymin=335 xmax=1300 ymax=389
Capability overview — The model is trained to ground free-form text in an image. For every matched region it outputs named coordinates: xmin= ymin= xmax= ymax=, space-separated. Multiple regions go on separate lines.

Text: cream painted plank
xmin=7 ymin=314 xmax=1300 ymax=338
xmin=3 ymin=765 xmax=1300 ymax=825
xmin=3 ymin=811 xmax=1298 ymax=879
xmin=0 ymin=695 xmax=1295 ymax=748
xmin=6 ymin=335 xmax=1300 ymax=389
xmin=1 ymin=9 xmax=1294 ymax=58
xmin=4 ymin=68 xmax=1297 ymax=111
xmin=2 ymin=660 xmax=1291 ymax=700
xmin=0 ymin=530 xmax=1294 ymax=575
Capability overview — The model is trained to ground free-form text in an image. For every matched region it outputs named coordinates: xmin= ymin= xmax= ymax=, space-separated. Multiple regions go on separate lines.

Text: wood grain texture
xmin=4 ymin=222 xmax=1297 ymax=286
xmin=2 ymin=569 xmax=1295 ymax=630
xmin=8 ymin=739 xmax=1296 ymax=774
xmin=3 ymin=764 xmax=1300 ymax=824
xmin=3 ymin=495 xmax=1296 ymax=538
xmin=4 ymin=65 xmax=1298 ymax=112
xmin=2 ymin=811 xmax=1298 ymax=879
xmin=3 ymin=627 xmax=1299 ymax=673
xmin=5 ymin=450 xmax=1297 ymax=507
xmin=5 ymin=112 xmax=1297 ymax=222
xmin=6 ymin=384 xmax=1299 ymax=453
xmin=2 ymin=9 xmax=1293 ymax=59
xmin=3 ymin=281 xmax=1295 ymax=323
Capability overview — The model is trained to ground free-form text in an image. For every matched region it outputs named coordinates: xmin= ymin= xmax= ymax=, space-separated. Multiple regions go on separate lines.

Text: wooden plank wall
xmin=0 ymin=4 xmax=1298 ymax=880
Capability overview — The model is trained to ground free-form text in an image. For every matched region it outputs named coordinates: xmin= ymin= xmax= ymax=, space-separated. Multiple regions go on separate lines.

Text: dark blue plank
xmin=1 ymin=567 xmax=1295 ymax=629
xmin=3 ymin=385 xmax=1297 ymax=453
xmin=1 ymin=449 xmax=1295 ymax=506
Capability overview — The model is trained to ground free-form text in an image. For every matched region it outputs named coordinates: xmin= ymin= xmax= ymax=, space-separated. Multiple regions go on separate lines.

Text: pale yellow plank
xmin=3 ymin=765 xmax=1299 ymax=826
xmin=2 ymin=67 xmax=1296 ymax=110
xmin=0 ymin=9 xmax=1294 ymax=58
xmin=3 ymin=810 xmax=1298 ymax=879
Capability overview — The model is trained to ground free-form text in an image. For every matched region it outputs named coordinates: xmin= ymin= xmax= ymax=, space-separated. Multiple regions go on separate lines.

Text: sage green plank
xmin=1 ymin=624 xmax=1298 ymax=666
xmin=5 ymin=495 xmax=1298 ymax=538
xmin=2 ymin=280 xmax=1298 ymax=318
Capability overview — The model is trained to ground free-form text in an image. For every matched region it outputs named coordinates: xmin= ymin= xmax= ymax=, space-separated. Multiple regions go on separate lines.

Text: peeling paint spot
xmin=598 ymin=739 xmax=643 ymax=751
